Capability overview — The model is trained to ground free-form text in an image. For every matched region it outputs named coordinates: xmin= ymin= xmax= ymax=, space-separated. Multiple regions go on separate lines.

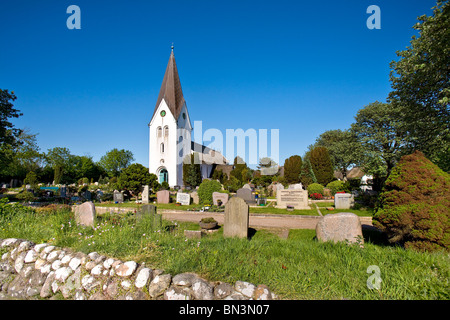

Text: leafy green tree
xmin=98 ymin=148 xmax=135 ymax=178
xmin=0 ymin=89 xmax=23 ymax=170
xmin=309 ymin=147 xmax=335 ymax=186
xmin=388 ymin=0 xmax=450 ymax=171
xmin=183 ymin=153 xmax=202 ymax=187
xmin=198 ymin=179 xmax=222 ymax=204
xmin=230 ymin=156 xmax=249 ymax=183
xmin=299 ymin=158 xmax=317 ymax=187
xmin=283 ymin=155 xmax=302 ymax=184
xmin=314 ymin=129 xmax=363 ymax=178
xmin=350 ymin=101 xmax=408 ymax=186
xmin=257 ymin=157 xmax=278 ymax=176
xmin=117 ymin=163 xmax=157 ymax=196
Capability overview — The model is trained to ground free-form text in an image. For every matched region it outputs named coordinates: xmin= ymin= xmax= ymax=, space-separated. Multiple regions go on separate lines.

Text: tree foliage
xmin=373 ymin=151 xmax=450 ymax=252
xmin=388 ymin=0 xmax=450 ymax=171
xmin=98 ymin=148 xmax=134 ymax=178
xmin=283 ymin=155 xmax=302 ymax=184
xmin=299 ymin=158 xmax=317 ymax=187
xmin=117 ymin=163 xmax=157 ymax=196
xmin=0 ymin=89 xmax=22 ymax=169
xmin=309 ymin=147 xmax=334 ymax=186
xmin=197 ymin=179 xmax=222 ymax=204
xmin=183 ymin=153 xmax=202 ymax=187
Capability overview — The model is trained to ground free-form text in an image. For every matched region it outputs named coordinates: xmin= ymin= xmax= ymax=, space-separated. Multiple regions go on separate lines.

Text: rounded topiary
xmin=373 ymin=151 xmax=450 ymax=252
xmin=197 ymin=180 xmax=222 ymax=204
xmin=326 ymin=180 xmax=346 ymax=196
xmin=307 ymin=183 xmax=324 ymax=196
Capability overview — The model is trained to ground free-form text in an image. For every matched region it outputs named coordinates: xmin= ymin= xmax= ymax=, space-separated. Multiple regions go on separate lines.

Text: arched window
xmin=164 ymin=126 xmax=169 ymax=137
xmin=157 ymin=127 xmax=162 ymax=138
xmin=160 ymin=143 xmax=165 ymax=153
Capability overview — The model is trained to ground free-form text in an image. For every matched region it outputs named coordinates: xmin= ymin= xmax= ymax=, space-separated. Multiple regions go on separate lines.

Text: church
xmin=148 ymin=48 xmax=228 ymax=187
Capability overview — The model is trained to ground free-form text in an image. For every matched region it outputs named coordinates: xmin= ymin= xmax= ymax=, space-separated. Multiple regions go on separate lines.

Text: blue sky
xmin=0 ymin=0 xmax=437 ymax=169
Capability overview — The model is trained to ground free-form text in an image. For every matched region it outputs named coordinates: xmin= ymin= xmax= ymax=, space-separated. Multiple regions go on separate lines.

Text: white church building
xmin=148 ymin=48 xmax=227 ymax=187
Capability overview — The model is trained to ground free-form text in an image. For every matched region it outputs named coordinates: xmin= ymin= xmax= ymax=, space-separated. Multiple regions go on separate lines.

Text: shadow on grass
xmin=362 ymin=225 xmax=390 ymax=246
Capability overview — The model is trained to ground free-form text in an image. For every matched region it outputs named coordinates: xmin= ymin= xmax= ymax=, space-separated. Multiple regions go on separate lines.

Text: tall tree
xmin=299 ymin=158 xmax=317 ymax=187
xmin=98 ymin=148 xmax=134 ymax=177
xmin=283 ymin=155 xmax=302 ymax=184
xmin=350 ymin=101 xmax=408 ymax=185
xmin=117 ymin=163 xmax=157 ymax=196
xmin=0 ymin=89 xmax=22 ymax=169
xmin=183 ymin=153 xmax=202 ymax=188
xmin=44 ymin=147 xmax=72 ymax=184
xmin=309 ymin=147 xmax=334 ymax=185
xmin=388 ymin=0 xmax=450 ymax=171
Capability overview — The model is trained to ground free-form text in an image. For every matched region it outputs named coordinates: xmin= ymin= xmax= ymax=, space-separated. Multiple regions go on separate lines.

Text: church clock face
xmin=160 ymin=110 xmax=166 ymax=117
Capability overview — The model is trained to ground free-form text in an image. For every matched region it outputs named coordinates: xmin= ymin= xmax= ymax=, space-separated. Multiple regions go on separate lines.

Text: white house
xmin=148 ymin=48 xmax=227 ymax=187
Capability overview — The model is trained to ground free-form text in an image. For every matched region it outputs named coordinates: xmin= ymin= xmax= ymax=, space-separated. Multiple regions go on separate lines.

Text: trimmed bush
xmin=373 ymin=151 xmax=450 ymax=252
xmin=326 ymin=180 xmax=346 ymax=196
xmin=307 ymin=183 xmax=324 ymax=196
xmin=198 ymin=179 xmax=222 ymax=204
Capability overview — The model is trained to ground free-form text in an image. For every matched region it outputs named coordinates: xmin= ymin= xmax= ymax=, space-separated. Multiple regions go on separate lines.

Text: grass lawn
xmin=1 ymin=203 xmax=448 ymax=300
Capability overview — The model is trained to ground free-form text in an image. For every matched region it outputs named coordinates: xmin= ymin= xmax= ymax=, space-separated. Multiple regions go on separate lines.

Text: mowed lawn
xmin=1 ymin=203 xmax=448 ymax=300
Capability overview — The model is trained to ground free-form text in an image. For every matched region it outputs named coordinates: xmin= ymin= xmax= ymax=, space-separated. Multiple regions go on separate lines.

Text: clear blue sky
xmin=0 ymin=0 xmax=436 ymax=169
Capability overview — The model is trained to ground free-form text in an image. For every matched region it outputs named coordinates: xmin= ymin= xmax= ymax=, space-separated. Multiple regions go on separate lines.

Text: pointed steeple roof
xmin=152 ymin=48 xmax=186 ymax=120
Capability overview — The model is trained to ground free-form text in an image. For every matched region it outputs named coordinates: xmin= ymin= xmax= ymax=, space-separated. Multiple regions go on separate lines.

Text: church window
xmin=160 ymin=143 xmax=165 ymax=153
xmin=164 ymin=126 xmax=169 ymax=137
xmin=157 ymin=127 xmax=162 ymax=138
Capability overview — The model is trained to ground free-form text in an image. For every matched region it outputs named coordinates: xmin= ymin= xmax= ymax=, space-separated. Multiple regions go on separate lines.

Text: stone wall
xmin=0 ymin=238 xmax=275 ymax=300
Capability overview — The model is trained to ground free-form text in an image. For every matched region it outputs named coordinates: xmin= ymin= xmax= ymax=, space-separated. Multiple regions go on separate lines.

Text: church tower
xmin=148 ymin=47 xmax=192 ymax=187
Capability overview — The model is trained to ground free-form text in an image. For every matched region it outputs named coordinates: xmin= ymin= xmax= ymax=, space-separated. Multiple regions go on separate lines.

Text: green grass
xmin=1 ymin=203 xmax=448 ymax=300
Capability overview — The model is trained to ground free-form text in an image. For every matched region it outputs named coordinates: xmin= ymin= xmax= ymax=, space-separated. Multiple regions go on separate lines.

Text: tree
xmin=309 ymin=147 xmax=335 ymax=186
xmin=117 ymin=163 xmax=157 ymax=196
xmin=183 ymin=153 xmax=202 ymax=187
xmin=373 ymin=151 xmax=450 ymax=252
xmin=283 ymin=155 xmax=303 ymax=184
xmin=197 ymin=179 xmax=222 ymax=204
xmin=230 ymin=156 xmax=248 ymax=183
xmin=299 ymin=158 xmax=317 ymax=187
xmin=388 ymin=0 xmax=450 ymax=171
xmin=98 ymin=148 xmax=134 ymax=178
xmin=257 ymin=157 xmax=278 ymax=176
xmin=45 ymin=147 xmax=72 ymax=184
xmin=350 ymin=101 xmax=409 ymax=186
xmin=314 ymin=129 xmax=363 ymax=178
xmin=0 ymin=89 xmax=23 ymax=169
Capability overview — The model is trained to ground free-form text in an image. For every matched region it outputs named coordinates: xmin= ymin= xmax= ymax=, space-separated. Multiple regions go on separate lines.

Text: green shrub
xmin=326 ymin=180 xmax=345 ymax=196
xmin=307 ymin=183 xmax=324 ymax=196
xmin=198 ymin=180 xmax=222 ymax=204
xmin=374 ymin=151 xmax=450 ymax=252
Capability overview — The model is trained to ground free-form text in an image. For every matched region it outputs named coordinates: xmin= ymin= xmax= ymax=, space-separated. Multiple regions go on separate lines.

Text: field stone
xmin=24 ymin=250 xmax=39 ymax=263
xmin=315 ymin=212 xmax=364 ymax=245
xmin=148 ymin=274 xmax=172 ymax=298
xmin=235 ymin=281 xmax=256 ymax=298
xmin=135 ymin=268 xmax=152 ymax=288
xmin=172 ymin=273 xmax=197 ymax=287
xmin=40 ymin=271 xmax=56 ymax=298
xmin=253 ymin=284 xmax=272 ymax=300
xmin=54 ymin=267 xmax=73 ymax=282
xmin=214 ymin=283 xmax=234 ymax=299
xmin=69 ymin=257 xmax=82 ymax=271
xmin=191 ymin=278 xmax=214 ymax=300
xmin=164 ymin=286 xmax=192 ymax=300
xmin=115 ymin=261 xmax=137 ymax=277
xmin=17 ymin=241 xmax=34 ymax=253
xmin=14 ymin=251 xmax=27 ymax=273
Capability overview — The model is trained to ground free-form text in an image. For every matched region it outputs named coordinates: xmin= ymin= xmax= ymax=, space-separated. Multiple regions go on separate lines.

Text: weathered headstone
xmin=60 ymin=186 xmax=67 ymax=198
xmin=315 ymin=212 xmax=363 ymax=245
xmin=224 ymin=197 xmax=249 ymax=239
xmin=74 ymin=201 xmax=96 ymax=228
xmin=83 ymin=190 xmax=91 ymax=201
xmin=156 ymin=190 xmax=170 ymax=204
xmin=190 ymin=191 xmax=199 ymax=204
xmin=276 ymin=189 xmax=310 ymax=209
xmin=136 ymin=204 xmax=162 ymax=230
xmin=236 ymin=188 xmax=255 ymax=204
xmin=242 ymin=184 xmax=252 ymax=190
xmin=176 ymin=192 xmax=191 ymax=205
xmin=212 ymin=192 xmax=229 ymax=206
xmin=334 ymin=193 xmax=353 ymax=209
xmin=288 ymin=183 xmax=303 ymax=190
xmin=142 ymin=185 xmax=149 ymax=204
xmin=113 ymin=190 xmax=123 ymax=203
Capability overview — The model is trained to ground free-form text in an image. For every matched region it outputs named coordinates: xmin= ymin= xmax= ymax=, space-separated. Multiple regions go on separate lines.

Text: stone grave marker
xmin=176 ymin=192 xmax=191 ymax=205
xmin=212 ymin=192 xmax=229 ymax=206
xmin=288 ymin=183 xmax=303 ymax=190
xmin=74 ymin=201 xmax=96 ymax=228
xmin=60 ymin=186 xmax=67 ymax=198
xmin=242 ymin=184 xmax=252 ymax=190
xmin=156 ymin=190 xmax=170 ymax=204
xmin=190 ymin=191 xmax=199 ymax=204
xmin=334 ymin=193 xmax=353 ymax=209
xmin=113 ymin=190 xmax=124 ymax=203
xmin=276 ymin=189 xmax=310 ymax=209
xmin=224 ymin=197 xmax=249 ymax=239
xmin=142 ymin=185 xmax=149 ymax=204
xmin=315 ymin=212 xmax=363 ymax=245
xmin=236 ymin=188 xmax=255 ymax=204
xmin=136 ymin=204 xmax=162 ymax=230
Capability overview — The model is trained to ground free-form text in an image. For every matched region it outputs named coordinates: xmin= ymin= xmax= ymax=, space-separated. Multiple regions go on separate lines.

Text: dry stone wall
xmin=0 ymin=238 xmax=275 ymax=300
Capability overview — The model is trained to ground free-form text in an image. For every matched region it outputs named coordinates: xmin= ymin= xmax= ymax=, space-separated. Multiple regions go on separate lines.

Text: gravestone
xmin=276 ymin=189 xmax=310 ymax=209
xmin=60 ymin=186 xmax=67 ymax=198
xmin=190 ymin=191 xmax=199 ymax=204
xmin=96 ymin=189 xmax=103 ymax=202
xmin=74 ymin=201 xmax=96 ymax=228
xmin=156 ymin=190 xmax=170 ymax=204
xmin=212 ymin=192 xmax=229 ymax=206
xmin=136 ymin=204 xmax=162 ymax=230
xmin=224 ymin=197 xmax=249 ymax=239
xmin=242 ymin=184 xmax=252 ymax=190
xmin=113 ymin=190 xmax=123 ymax=203
xmin=334 ymin=193 xmax=353 ymax=209
xmin=315 ymin=212 xmax=363 ymax=245
xmin=176 ymin=192 xmax=191 ymax=205
xmin=142 ymin=185 xmax=149 ymax=204
xmin=83 ymin=190 xmax=92 ymax=201
xmin=236 ymin=188 xmax=255 ymax=204
xmin=288 ymin=183 xmax=303 ymax=190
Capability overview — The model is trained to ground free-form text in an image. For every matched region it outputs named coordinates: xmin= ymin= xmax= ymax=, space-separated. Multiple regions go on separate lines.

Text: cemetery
xmin=1 ymin=1 xmax=449 ymax=302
